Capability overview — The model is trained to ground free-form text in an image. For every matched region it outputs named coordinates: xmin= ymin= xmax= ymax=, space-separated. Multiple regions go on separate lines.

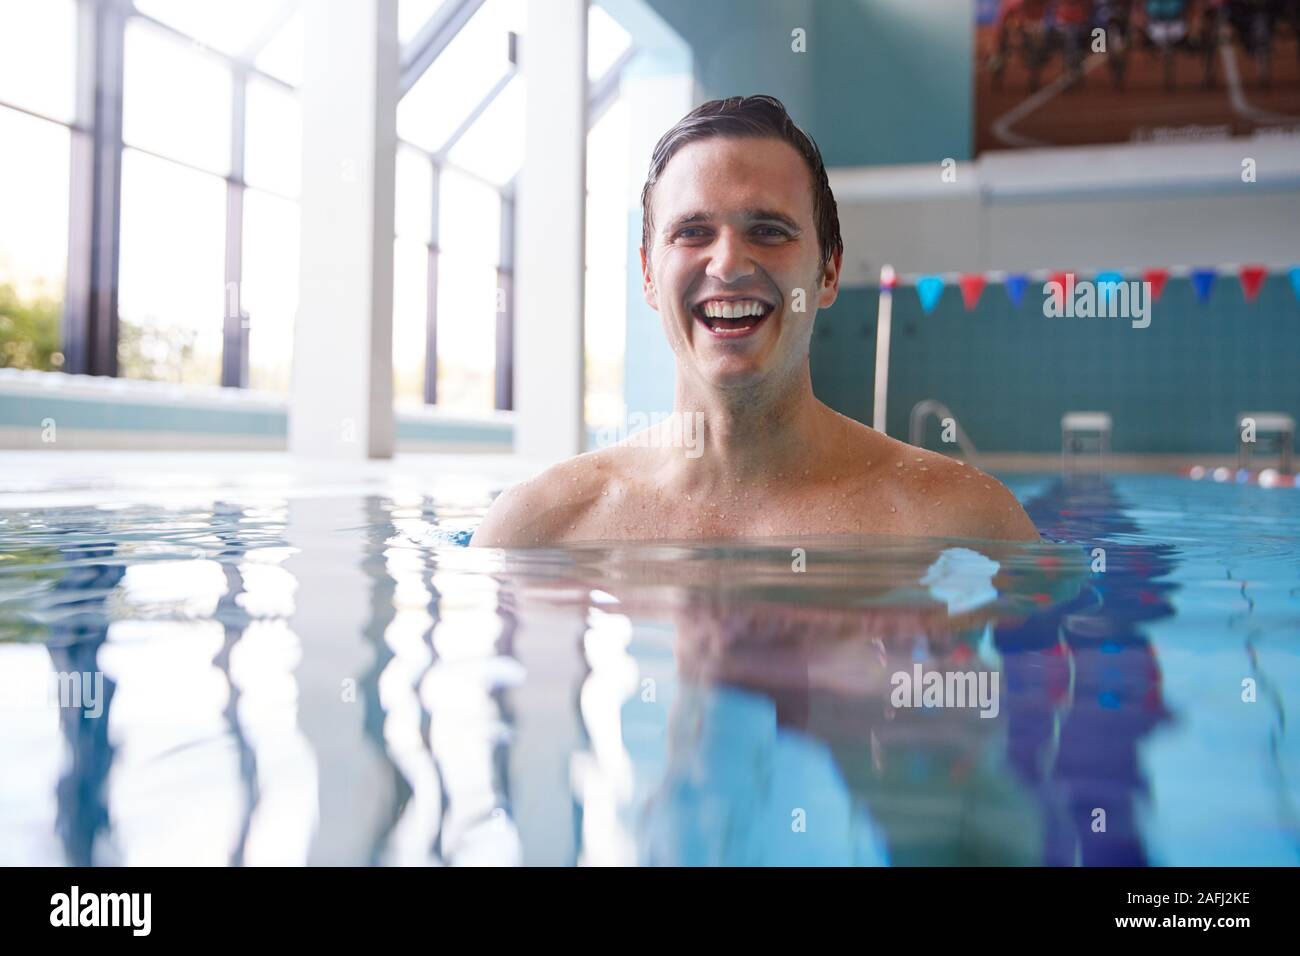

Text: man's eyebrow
xmin=664 ymin=211 xmax=712 ymax=233
xmin=744 ymin=209 xmax=801 ymax=231
xmin=663 ymin=209 xmax=802 ymax=232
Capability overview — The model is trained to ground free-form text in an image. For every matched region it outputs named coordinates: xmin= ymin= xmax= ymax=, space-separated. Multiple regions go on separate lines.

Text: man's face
xmin=640 ymin=135 xmax=841 ymax=391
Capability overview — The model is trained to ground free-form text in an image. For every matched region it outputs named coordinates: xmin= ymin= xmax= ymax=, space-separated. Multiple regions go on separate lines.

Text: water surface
xmin=1 ymin=473 xmax=1296 ymax=865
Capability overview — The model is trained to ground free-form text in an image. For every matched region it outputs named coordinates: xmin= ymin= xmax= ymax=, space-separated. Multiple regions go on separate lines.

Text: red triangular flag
xmin=958 ymin=273 xmax=986 ymax=311
xmin=1142 ymin=268 xmax=1169 ymax=303
xmin=1239 ymin=264 xmax=1267 ymax=303
xmin=1046 ymin=271 xmax=1074 ymax=311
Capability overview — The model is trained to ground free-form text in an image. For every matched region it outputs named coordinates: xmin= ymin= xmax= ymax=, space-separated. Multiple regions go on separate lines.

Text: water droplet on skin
xmin=890 ymin=506 xmax=897 ymax=513
xmin=920 ymin=467 xmax=928 ymax=472
xmin=601 ymin=491 xmax=608 ymax=496
xmin=895 ymin=461 xmax=903 ymax=468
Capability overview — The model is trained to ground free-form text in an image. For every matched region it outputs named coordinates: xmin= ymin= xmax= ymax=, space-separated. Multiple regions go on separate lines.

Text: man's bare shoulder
xmin=468 ymin=445 xmax=640 ymax=547
xmin=841 ymin=421 xmax=1039 ymax=542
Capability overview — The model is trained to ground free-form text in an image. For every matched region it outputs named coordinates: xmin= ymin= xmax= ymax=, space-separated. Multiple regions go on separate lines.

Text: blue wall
xmin=644 ymin=0 xmax=972 ymax=166
xmin=809 ymin=0 xmax=972 ymax=165
xmin=641 ymin=0 xmax=817 ymax=128
xmin=811 ymin=275 xmax=1300 ymax=454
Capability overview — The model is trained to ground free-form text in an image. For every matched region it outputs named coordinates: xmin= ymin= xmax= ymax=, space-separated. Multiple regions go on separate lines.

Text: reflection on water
xmin=0 ymin=474 xmax=1296 ymax=865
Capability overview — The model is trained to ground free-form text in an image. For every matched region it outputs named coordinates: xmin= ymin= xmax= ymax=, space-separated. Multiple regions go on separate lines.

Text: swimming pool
xmin=1 ymin=469 xmax=1296 ymax=866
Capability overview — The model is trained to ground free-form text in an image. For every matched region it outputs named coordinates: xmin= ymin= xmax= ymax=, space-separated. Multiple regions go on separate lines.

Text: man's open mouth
xmin=691 ymin=298 xmax=775 ymax=339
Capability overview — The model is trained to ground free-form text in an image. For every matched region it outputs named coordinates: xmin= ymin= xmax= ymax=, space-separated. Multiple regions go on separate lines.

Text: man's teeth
xmin=700 ymin=300 xmax=767 ymax=320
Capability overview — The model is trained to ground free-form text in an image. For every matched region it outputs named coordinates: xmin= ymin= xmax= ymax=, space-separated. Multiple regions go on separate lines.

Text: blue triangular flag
xmin=1191 ymin=267 xmax=1217 ymax=304
xmin=916 ymin=275 xmax=945 ymax=314
xmin=1289 ymin=266 xmax=1300 ymax=302
xmin=1095 ymin=270 xmax=1123 ymax=310
xmin=1004 ymin=273 xmax=1027 ymax=308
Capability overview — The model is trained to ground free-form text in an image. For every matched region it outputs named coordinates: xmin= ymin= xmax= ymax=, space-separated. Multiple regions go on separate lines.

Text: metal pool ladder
xmin=908 ymin=400 xmax=979 ymax=465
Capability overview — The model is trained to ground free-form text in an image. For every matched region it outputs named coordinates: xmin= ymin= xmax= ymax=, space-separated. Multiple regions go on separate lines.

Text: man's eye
xmin=675 ymin=227 xmax=707 ymax=239
xmin=753 ymin=226 xmax=790 ymax=238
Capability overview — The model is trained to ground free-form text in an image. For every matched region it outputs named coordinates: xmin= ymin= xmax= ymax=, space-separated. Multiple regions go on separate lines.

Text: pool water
xmin=0 ymin=472 xmax=1296 ymax=866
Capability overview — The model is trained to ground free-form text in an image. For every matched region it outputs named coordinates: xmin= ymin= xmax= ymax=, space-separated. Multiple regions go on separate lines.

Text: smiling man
xmin=471 ymin=95 xmax=1037 ymax=546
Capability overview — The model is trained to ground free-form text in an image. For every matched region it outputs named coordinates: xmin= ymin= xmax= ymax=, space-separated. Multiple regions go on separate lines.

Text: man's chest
xmin=570 ymin=479 xmax=908 ymax=540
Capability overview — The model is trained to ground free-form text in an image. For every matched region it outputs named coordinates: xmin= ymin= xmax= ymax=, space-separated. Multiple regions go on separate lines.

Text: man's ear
xmin=817 ymin=248 xmax=843 ymax=310
xmin=640 ymin=245 xmax=659 ymax=311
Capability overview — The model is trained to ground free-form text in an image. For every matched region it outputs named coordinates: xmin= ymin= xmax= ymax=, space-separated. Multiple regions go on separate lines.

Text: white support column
xmin=515 ymin=0 xmax=587 ymax=462
xmin=620 ymin=62 xmax=693 ymax=419
xmin=291 ymin=0 xmax=397 ymax=460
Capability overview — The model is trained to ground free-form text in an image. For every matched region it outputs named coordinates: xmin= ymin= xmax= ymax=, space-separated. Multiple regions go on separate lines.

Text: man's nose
xmin=704 ymin=229 xmax=755 ymax=284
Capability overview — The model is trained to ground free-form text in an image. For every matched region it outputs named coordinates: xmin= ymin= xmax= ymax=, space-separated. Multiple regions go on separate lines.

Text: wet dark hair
xmin=640 ymin=94 xmax=843 ymax=270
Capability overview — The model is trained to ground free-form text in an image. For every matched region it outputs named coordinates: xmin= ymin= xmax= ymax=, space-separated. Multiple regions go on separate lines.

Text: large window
xmin=0 ymin=109 xmax=71 ymax=371
xmin=436 ymin=167 xmax=502 ymax=412
xmin=118 ymin=7 xmax=302 ymax=389
xmin=132 ymin=0 xmax=290 ymax=58
xmin=393 ymin=143 xmax=433 ymax=404
xmin=244 ymin=73 xmax=302 ymax=391
xmin=121 ymin=19 xmax=232 ymax=175
xmin=392 ymin=0 xmax=523 ymax=414
xmin=397 ymin=0 xmax=520 ymax=154
xmin=245 ymin=76 xmax=300 ymax=198
xmin=0 ymin=0 xmax=76 ymax=123
xmin=3 ymin=0 xmax=641 ymax=425
xmin=1 ymin=0 xmax=302 ymax=387
xmin=117 ymin=20 xmax=231 ymax=384
xmin=388 ymin=0 xmax=639 ymax=417
xmin=393 ymin=138 xmax=431 ymax=406
xmin=117 ymin=148 xmax=226 ymax=384
xmin=0 ymin=0 xmax=77 ymax=372
xmin=242 ymin=189 xmax=299 ymax=392
xmin=254 ymin=6 xmax=304 ymax=86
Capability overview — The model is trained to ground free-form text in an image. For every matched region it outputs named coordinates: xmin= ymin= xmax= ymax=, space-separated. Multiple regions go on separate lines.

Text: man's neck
xmin=663 ymin=366 xmax=841 ymax=492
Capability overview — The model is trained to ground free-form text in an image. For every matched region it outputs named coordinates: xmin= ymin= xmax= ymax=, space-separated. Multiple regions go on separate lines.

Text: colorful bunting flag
xmin=1238 ymin=264 xmax=1267 ymax=303
xmin=1046 ymin=271 xmax=1075 ymax=313
xmin=1004 ymin=273 xmax=1027 ymax=307
xmin=916 ymin=275 xmax=945 ymax=314
xmin=893 ymin=264 xmax=1285 ymax=309
xmin=958 ymin=273 xmax=986 ymax=311
xmin=1142 ymin=268 xmax=1170 ymax=303
xmin=1191 ymin=267 xmax=1217 ymax=304
xmin=1095 ymin=271 xmax=1123 ymax=310
xmin=1047 ymin=271 xmax=1073 ymax=292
